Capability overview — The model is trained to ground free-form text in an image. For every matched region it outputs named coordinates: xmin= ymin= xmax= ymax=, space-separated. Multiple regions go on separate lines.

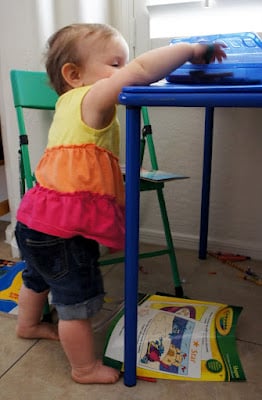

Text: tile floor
xmin=0 ymin=221 xmax=261 ymax=399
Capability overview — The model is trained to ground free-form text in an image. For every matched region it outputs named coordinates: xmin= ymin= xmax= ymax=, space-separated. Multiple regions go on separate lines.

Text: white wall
xmin=138 ymin=106 xmax=262 ymax=259
xmin=0 ymin=0 xmax=261 ymax=259
xmin=131 ymin=0 xmax=262 ymax=259
xmin=0 ymin=0 xmax=112 ymax=255
xmin=0 ymin=0 xmax=44 ymax=234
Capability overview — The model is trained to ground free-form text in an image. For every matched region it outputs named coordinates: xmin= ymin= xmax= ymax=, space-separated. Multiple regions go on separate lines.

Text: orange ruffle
xmin=35 ymin=144 xmax=125 ymax=206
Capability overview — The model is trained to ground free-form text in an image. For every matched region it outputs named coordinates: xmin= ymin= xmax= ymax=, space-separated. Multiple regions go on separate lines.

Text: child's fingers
xmin=205 ymin=43 xmax=227 ymax=64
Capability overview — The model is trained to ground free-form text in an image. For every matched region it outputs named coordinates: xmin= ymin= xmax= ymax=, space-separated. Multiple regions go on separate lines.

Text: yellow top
xmin=47 ymin=86 xmax=120 ymax=156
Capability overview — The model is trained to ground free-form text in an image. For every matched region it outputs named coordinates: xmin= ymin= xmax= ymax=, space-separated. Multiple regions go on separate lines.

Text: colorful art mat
xmin=0 ymin=259 xmax=25 ymax=314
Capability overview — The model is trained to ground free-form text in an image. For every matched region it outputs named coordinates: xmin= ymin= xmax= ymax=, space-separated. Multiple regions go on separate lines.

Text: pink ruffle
xmin=17 ymin=185 xmax=125 ymax=252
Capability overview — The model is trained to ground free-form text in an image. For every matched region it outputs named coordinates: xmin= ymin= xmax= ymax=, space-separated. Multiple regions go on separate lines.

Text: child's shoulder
xmin=57 ymin=86 xmax=92 ymax=109
xmin=61 ymin=86 xmax=92 ymax=100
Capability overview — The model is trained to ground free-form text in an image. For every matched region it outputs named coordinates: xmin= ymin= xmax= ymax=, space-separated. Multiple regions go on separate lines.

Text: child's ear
xmin=61 ymin=63 xmax=82 ymax=88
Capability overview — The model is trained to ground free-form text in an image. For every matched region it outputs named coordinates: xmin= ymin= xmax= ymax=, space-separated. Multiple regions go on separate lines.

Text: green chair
xmin=10 ymin=70 xmax=58 ymax=195
xmin=10 ymin=69 xmax=185 ymax=297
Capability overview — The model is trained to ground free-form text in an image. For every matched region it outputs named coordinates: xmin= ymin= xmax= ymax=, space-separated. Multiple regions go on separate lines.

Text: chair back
xmin=10 ymin=70 xmax=58 ymax=193
xmin=11 ymin=70 xmax=58 ymax=109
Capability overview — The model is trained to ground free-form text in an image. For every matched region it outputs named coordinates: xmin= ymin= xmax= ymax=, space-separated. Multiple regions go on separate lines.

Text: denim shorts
xmin=15 ymin=222 xmax=104 ymax=320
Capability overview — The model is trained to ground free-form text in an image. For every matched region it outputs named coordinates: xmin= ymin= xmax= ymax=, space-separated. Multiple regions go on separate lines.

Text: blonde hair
xmin=45 ymin=23 xmax=120 ymax=95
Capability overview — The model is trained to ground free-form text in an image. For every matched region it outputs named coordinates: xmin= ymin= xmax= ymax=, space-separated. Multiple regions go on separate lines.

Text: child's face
xmin=78 ymin=34 xmax=129 ymax=85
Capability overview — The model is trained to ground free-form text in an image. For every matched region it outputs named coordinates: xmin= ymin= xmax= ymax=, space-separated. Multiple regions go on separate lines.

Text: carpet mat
xmin=0 ymin=259 xmax=25 ymax=314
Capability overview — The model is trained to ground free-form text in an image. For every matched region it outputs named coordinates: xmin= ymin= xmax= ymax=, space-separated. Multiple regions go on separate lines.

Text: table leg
xmin=199 ymin=107 xmax=214 ymax=259
xmin=124 ymin=106 xmax=141 ymax=386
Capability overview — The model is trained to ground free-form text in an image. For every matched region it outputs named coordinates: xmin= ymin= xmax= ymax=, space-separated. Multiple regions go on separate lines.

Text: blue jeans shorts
xmin=15 ymin=222 xmax=104 ymax=320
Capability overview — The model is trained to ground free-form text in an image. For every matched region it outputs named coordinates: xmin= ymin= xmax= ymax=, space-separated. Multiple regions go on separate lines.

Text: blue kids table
xmin=119 ymin=81 xmax=262 ymax=386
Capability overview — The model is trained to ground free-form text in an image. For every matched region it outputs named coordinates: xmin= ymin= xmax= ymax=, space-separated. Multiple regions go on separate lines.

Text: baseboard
xmin=5 ymin=223 xmax=20 ymax=258
xmin=5 ymin=222 xmax=262 ymax=261
xmin=10 ymin=236 xmax=20 ymax=258
xmin=140 ymin=228 xmax=262 ymax=260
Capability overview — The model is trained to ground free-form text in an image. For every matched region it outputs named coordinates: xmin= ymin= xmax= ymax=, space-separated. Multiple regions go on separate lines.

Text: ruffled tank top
xmin=16 ymin=86 xmax=125 ymax=251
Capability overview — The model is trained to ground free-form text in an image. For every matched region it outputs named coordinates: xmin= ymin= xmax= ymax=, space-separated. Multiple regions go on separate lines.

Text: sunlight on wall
xmin=35 ymin=0 xmax=110 ymax=48
xmin=78 ymin=0 xmax=110 ymax=23
xmin=148 ymin=1 xmax=262 ymax=38
xmin=36 ymin=0 xmax=55 ymax=47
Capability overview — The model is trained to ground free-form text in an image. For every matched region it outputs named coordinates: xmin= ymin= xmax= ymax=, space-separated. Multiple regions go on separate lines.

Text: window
xmin=146 ymin=0 xmax=262 ymax=39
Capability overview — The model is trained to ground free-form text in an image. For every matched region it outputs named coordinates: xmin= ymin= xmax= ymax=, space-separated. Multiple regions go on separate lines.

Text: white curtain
xmin=36 ymin=0 xmax=112 ymax=49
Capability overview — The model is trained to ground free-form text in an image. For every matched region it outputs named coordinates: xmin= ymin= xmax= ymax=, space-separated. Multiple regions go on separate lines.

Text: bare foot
xmin=72 ymin=360 xmax=120 ymax=384
xmin=16 ymin=321 xmax=59 ymax=340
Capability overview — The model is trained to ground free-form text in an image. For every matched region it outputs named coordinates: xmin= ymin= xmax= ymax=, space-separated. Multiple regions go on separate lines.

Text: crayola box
xmin=103 ymin=294 xmax=246 ymax=381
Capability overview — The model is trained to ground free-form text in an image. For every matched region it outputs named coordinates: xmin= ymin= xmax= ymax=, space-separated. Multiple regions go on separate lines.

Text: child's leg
xmin=59 ymin=319 xmax=120 ymax=384
xmin=16 ymin=284 xmax=59 ymax=340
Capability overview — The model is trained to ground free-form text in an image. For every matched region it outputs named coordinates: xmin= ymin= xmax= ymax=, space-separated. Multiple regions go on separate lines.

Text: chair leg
xmin=100 ymin=185 xmax=184 ymax=297
xmin=156 ymin=187 xmax=184 ymax=297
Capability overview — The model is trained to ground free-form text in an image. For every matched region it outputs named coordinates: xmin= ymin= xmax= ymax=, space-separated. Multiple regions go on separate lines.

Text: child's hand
xmin=190 ymin=42 xmax=227 ymax=65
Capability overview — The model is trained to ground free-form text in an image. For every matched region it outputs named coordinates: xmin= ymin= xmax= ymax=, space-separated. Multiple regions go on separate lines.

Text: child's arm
xmin=119 ymin=42 xmax=225 ymax=86
xmin=84 ymin=42 xmax=226 ymax=128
